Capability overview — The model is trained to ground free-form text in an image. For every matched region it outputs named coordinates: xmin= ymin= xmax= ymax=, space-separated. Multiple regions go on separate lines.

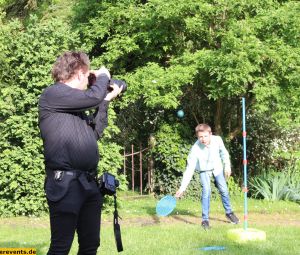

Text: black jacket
xmin=38 ymin=74 xmax=110 ymax=171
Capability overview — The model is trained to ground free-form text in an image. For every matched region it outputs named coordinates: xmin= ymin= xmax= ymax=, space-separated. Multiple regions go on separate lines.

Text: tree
xmin=0 ymin=0 xmax=299 ymax=212
xmin=75 ymin=0 xmax=299 ymax=184
xmin=0 ymin=0 xmax=41 ymax=17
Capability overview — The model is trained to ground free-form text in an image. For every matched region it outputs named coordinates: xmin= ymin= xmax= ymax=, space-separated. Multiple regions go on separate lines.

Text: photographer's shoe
xmin=226 ymin=212 xmax=239 ymax=224
xmin=201 ymin=220 xmax=210 ymax=230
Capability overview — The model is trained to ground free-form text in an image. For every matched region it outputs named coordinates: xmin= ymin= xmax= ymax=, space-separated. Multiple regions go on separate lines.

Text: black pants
xmin=47 ymin=179 xmax=103 ymax=255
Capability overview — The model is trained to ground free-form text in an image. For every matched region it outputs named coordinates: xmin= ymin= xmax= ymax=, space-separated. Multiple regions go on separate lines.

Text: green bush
xmin=184 ymin=174 xmax=242 ymax=201
xmin=227 ymin=176 xmax=243 ymax=197
xmin=0 ymin=14 xmax=127 ymax=216
xmin=152 ymin=123 xmax=191 ymax=196
xmin=97 ymin=108 xmax=128 ymax=212
xmin=0 ymin=12 xmax=128 ymax=216
xmin=0 ymin=15 xmax=81 ymax=216
xmin=249 ymin=167 xmax=300 ymax=203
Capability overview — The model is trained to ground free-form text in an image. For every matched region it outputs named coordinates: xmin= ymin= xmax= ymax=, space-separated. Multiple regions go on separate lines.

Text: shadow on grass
xmin=210 ymin=216 xmax=229 ymax=224
xmin=0 ymin=241 xmax=48 ymax=254
xmin=143 ymin=205 xmax=232 ymax=228
xmin=139 ymin=206 xmax=205 ymax=226
xmin=144 ymin=205 xmax=200 ymax=217
xmin=171 ymin=215 xmax=198 ymax=225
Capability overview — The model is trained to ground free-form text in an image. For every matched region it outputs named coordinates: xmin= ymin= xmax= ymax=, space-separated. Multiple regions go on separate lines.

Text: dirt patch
xmin=1 ymin=212 xmax=300 ymax=228
xmin=102 ymin=212 xmax=300 ymax=227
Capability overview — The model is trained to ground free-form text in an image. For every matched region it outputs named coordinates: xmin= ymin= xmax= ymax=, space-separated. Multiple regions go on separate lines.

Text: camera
xmin=108 ymin=79 xmax=127 ymax=93
xmin=98 ymin=172 xmax=123 ymax=252
xmin=98 ymin=172 xmax=120 ymax=196
xmin=88 ymin=73 xmax=127 ymax=93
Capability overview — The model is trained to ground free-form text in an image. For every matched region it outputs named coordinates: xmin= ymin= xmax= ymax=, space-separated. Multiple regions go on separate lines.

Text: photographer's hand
xmin=105 ymin=83 xmax=123 ymax=101
xmin=90 ymin=66 xmax=111 ymax=80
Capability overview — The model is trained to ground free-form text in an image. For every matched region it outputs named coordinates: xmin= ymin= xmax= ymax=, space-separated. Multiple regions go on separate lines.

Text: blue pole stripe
xmin=242 ymin=97 xmax=248 ymax=230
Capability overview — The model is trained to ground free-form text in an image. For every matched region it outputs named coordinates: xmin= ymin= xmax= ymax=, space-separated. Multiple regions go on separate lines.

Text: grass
xmin=0 ymin=194 xmax=300 ymax=254
xmin=114 ymin=192 xmax=300 ymax=219
xmin=1 ymin=222 xmax=299 ymax=255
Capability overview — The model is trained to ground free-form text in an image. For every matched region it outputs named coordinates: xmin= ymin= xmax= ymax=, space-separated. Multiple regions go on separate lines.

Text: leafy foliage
xmin=0 ymin=11 xmax=128 ymax=215
xmin=0 ymin=0 xmax=42 ymax=18
xmin=0 ymin=15 xmax=81 ymax=216
xmin=249 ymin=167 xmax=300 ymax=203
xmin=226 ymin=176 xmax=242 ymax=197
xmin=151 ymin=123 xmax=191 ymax=195
xmin=97 ymin=107 xmax=128 ymax=211
xmin=76 ymin=0 xmax=300 ymax=154
xmin=0 ymin=0 xmax=299 ymax=215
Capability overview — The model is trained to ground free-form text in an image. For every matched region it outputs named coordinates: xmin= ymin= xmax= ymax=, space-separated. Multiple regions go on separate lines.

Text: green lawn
xmin=0 ymin=195 xmax=300 ymax=255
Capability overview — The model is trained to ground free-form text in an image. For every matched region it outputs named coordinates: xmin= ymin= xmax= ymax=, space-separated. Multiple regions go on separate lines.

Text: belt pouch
xmin=45 ymin=170 xmax=76 ymax=202
xmin=78 ymin=173 xmax=93 ymax=191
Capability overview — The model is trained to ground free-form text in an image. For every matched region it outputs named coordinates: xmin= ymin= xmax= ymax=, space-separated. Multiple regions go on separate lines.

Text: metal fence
xmin=123 ymin=144 xmax=154 ymax=194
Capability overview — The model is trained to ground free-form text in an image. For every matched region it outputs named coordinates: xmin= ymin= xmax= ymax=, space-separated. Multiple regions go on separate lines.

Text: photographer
xmin=38 ymin=51 xmax=123 ymax=255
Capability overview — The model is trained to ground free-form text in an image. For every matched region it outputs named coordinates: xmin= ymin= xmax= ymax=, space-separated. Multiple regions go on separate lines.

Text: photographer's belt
xmin=46 ymin=169 xmax=97 ymax=191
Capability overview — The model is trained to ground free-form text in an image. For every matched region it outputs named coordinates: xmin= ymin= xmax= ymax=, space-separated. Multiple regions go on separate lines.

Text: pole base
xmin=227 ymin=228 xmax=266 ymax=243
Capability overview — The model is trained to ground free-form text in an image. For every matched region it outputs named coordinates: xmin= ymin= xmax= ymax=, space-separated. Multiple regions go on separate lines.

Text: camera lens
xmin=88 ymin=73 xmax=127 ymax=94
xmin=109 ymin=79 xmax=127 ymax=93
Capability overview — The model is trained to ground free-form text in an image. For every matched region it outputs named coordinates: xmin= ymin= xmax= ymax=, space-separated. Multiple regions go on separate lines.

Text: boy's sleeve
xmin=178 ymin=147 xmax=197 ymax=192
xmin=218 ymin=136 xmax=231 ymax=171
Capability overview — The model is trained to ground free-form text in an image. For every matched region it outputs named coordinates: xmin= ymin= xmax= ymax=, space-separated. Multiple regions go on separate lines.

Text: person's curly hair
xmin=52 ymin=51 xmax=90 ymax=82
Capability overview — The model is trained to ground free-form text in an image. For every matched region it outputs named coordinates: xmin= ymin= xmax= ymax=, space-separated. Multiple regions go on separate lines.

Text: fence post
xmin=147 ymin=158 xmax=150 ymax=194
xmin=148 ymin=156 xmax=154 ymax=193
xmin=140 ymin=143 xmax=143 ymax=195
xmin=131 ymin=144 xmax=134 ymax=192
xmin=123 ymin=147 xmax=126 ymax=176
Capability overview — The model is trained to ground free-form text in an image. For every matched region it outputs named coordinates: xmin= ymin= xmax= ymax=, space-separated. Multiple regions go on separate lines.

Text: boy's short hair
xmin=195 ymin=124 xmax=212 ymax=135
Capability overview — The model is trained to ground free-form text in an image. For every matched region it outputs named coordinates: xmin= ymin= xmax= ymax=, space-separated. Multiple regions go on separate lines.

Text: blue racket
xmin=156 ymin=195 xmax=176 ymax=217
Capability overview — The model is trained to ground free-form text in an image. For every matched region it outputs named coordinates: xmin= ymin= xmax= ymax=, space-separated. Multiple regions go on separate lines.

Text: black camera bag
xmin=98 ymin=172 xmax=123 ymax=252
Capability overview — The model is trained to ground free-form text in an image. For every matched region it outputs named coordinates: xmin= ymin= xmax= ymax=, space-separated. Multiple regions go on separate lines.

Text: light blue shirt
xmin=179 ymin=135 xmax=231 ymax=192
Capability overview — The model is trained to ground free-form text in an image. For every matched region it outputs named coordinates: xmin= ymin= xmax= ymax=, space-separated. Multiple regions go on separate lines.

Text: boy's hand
xmin=175 ymin=190 xmax=184 ymax=198
xmin=225 ymin=168 xmax=231 ymax=179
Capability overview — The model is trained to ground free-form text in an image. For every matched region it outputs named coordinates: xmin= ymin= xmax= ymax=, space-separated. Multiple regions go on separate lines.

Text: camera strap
xmin=113 ymin=194 xmax=123 ymax=252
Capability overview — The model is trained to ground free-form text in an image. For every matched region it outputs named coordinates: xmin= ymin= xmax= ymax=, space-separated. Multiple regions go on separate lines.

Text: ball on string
xmin=177 ymin=109 xmax=184 ymax=118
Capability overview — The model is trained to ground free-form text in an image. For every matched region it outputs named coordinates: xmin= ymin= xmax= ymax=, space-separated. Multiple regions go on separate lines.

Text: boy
xmin=175 ymin=124 xmax=239 ymax=229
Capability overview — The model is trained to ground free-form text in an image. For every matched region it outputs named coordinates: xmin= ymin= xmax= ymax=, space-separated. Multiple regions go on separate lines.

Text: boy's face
xmin=197 ymin=131 xmax=212 ymax=146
